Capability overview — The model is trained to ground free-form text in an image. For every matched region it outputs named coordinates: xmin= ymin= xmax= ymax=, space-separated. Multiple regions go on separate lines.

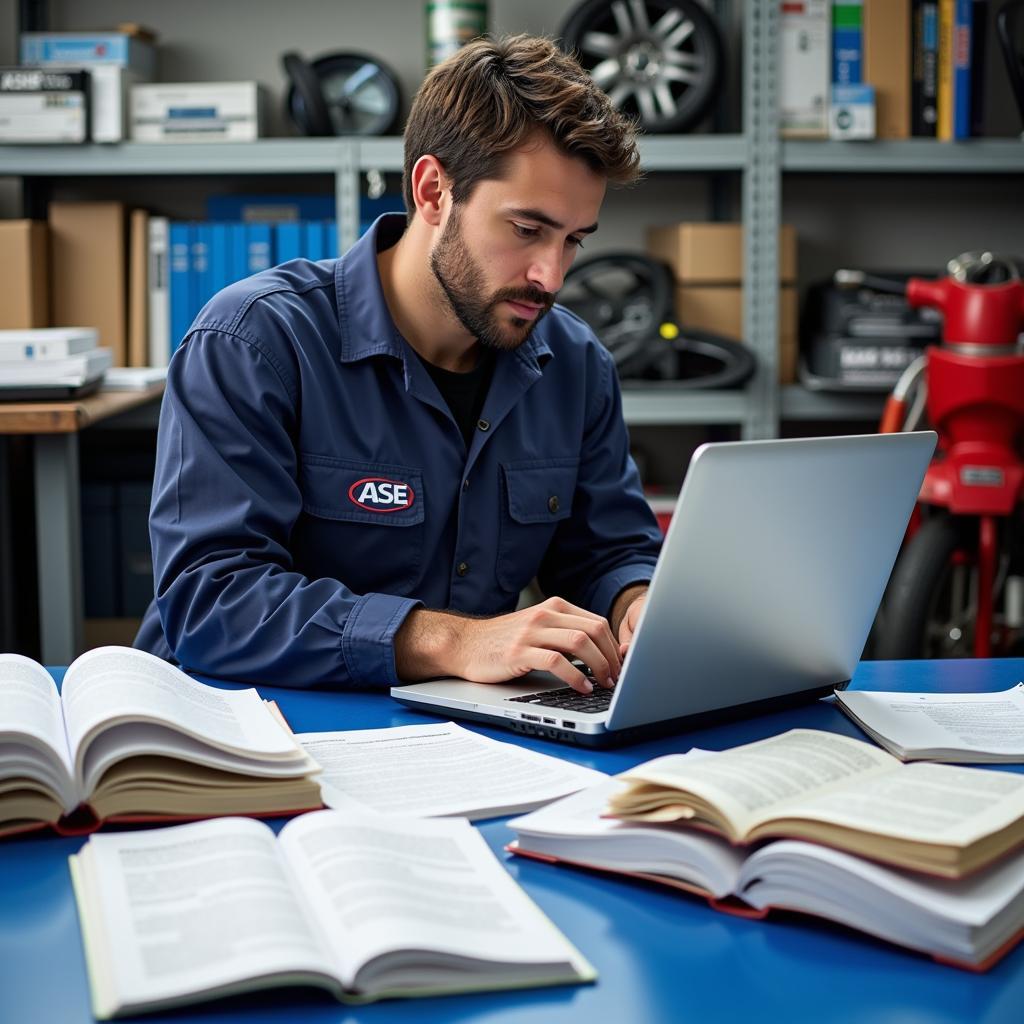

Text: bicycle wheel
xmin=874 ymin=514 xmax=975 ymax=659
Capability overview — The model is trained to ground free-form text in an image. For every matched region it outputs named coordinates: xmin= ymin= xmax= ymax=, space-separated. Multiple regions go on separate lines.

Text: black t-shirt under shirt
xmin=418 ymin=350 xmax=496 ymax=449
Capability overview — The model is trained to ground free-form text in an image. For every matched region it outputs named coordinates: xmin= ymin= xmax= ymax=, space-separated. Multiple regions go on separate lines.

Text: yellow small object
xmin=659 ymin=322 xmax=680 ymax=340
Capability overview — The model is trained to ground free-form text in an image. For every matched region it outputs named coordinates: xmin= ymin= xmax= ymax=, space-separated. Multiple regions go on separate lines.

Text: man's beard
xmin=429 ymin=207 xmax=554 ymax=351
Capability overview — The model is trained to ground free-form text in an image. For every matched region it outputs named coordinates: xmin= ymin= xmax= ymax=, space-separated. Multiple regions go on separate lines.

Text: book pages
xmin=614 ymin=730 xmax=899 ymax=836
xmin=72 ymin=818 xmax=337 ymax=1018
xmin=60 ymin=647 xmax=305 ymax=784
xmin=787 ymin=761 xmax=1024 ymax=846
xmin=509 ymin=773 xmax=747 ymax=899
xmin=0 ymin=653 xmax=76 ymax=808
xmin=277 ymin=809 xmax=594 ymax=993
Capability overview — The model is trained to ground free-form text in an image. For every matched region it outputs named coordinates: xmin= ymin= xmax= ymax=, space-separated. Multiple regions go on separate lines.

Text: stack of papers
xmin=0 ymin=327 xmax=111 ymax=396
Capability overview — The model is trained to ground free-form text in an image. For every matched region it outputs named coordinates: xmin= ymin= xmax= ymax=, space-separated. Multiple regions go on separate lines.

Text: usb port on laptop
xmin=562 ymin=720 xmax=576 ymax=728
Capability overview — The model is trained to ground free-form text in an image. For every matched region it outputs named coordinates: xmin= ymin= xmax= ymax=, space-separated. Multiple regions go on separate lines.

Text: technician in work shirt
xmin=135 ymin=215 xmax=662 ymax=687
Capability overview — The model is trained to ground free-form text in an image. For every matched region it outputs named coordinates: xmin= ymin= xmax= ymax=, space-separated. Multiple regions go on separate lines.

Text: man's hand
xmin=610 ymin=584 xmax=648 ymax=654
xmin=395 ymin=597 xmax=622 ymax=694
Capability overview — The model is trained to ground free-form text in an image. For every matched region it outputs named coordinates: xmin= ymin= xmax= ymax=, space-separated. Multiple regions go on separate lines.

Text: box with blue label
xmin=131 ymin=82 xmax=265 ymax=142
xmin=829 ymin=84 xmax=876 ymax=140
xmin=20 ymin=30 xmax=156 ymax=77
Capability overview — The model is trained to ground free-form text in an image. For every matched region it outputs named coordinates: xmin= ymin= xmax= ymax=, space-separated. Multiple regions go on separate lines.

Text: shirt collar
xmin=334 ymin=212 xmax=553 ymax=371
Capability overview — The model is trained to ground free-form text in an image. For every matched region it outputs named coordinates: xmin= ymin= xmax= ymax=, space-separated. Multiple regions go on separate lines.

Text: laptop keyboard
xmin=507 ymin=686 xmax=614 ymax=713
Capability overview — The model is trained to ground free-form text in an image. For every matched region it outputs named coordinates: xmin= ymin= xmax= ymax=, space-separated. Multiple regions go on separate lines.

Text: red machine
xmin=873 ymin=253 xmax=1024 ymax=658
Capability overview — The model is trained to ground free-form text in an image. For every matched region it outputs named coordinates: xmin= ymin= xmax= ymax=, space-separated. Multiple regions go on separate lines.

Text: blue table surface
xmin=4 ymin=658 xmax=1024 ymax=1024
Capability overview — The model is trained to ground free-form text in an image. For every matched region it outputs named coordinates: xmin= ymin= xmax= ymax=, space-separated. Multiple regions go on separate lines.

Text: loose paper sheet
xmin=298 ymin=722 xmax=606 ymax=820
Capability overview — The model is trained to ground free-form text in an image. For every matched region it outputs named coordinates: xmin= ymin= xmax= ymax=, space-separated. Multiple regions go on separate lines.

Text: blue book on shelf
xmin=325 ymin=220 xmax=339 ymax=260
xmin=169 ymin=222 xmax=193 ymax=357
xmin=246 ymin=223 xmax=273 ymax=275
xmin=209 ymin=223 xmax=230 ymax=299
xmin=192 ymin=222 xmax=213 ymax=314
xmin=832 ymin=1 xmax=863 ymax=85
xmin=304 ymin=221 xmax=326 ymax=261
xmin=228 ymin=223 xmax=248 ymax=284
xmin=952 ymin=0 xmax=972 ymax=139
xmin=206 ymin=194 xmax=336 ymax=221
xmin=275 ymin=222 xmax=303 ymax=264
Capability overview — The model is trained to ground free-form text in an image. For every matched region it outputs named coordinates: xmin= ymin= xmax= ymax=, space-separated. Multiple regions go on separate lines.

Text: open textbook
xmin=298 ymin=722 xmax=607 ymax=820
xmin=507 ymin=774 xmax=1024 ymax=970
xmin=70 ymin=811 xmax=595 ymax=1018
xmin=605 ymin=729 xmax=1024 ymax=878
xmin=835 ymin=685 xmax=1024 ymax=762
xmin=0 ymin=647 xmax=321 ymax=837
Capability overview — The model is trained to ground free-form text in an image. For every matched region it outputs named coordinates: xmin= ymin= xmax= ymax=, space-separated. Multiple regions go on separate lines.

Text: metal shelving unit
xmin=783 ymin=138 xmax=1024 ymax=173
xmin=3 ymin=0 xmax=1020 ymax=435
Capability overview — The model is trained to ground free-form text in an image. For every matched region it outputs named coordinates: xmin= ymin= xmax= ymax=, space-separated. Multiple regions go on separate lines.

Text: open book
xmin=507 ymin=774 xmax=1024 ymax=971
xmin=70 ymin=811 xmax=595 ymax=1018
xmin=835 ymin=685 xmax=1024 ymax=762
xmin=606 ymin=729 xmax=1024 ymax=878
xmin=0 ymin=647 xmax=321 ymax=837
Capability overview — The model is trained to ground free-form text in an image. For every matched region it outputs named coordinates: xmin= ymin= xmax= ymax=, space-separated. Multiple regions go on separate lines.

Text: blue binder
xmin=246 ymin=223 xmax=273 ymax=275
xmin=168 ymin=222 xmax=193 ymax=357
xmin=274 ymin=222 xmax=303 ymax=264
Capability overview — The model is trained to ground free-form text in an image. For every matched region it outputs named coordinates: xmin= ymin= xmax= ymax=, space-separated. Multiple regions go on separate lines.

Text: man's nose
xmin=527 ymin=245 xmax=566 ymax=295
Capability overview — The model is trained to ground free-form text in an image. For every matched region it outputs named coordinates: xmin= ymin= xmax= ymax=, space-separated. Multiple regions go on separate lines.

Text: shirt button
xmin=477 ymin=418 xmax=490 ymax=432
xmin=548 ymin=495 xmax=560 ymax=514
xmin=456 ymin=561 xmax=470 ymax=577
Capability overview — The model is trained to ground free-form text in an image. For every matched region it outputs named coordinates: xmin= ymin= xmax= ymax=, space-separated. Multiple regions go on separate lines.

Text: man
xmin=135 ymin=34 xmax=662 ymax=695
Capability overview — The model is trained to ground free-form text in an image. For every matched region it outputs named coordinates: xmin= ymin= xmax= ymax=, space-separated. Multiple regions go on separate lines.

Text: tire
xmin=559 ymin=0 xmax=725 ymax=133
xmin=874 ymin=514 xmax=971 ymax=659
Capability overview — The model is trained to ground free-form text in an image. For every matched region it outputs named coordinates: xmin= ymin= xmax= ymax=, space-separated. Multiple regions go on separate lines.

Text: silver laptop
xmin=392 ymin=431 xmax=937 ymax=747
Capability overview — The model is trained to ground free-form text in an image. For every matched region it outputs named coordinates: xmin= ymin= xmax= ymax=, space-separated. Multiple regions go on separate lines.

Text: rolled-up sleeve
xmin=538 ymin=346 xmax=662 ymax=617
xmin=150 ymin=327 xmax=419 ymax=688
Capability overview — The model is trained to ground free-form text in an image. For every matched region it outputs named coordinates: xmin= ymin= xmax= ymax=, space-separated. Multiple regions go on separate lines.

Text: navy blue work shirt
xmin=135 ymin=214 xmax=662 ymax=688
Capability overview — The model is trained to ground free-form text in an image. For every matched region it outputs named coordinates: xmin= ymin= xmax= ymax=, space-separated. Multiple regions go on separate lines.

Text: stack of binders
xmin=0 ymin=326 xmax=112 ymax=400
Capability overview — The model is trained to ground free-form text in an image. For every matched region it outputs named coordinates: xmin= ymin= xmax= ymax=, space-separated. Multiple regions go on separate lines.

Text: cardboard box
xmin=675 ymin=283 xmax=798 ymax=339
xmin=864 ymin=0 xmax=911 ymax=139
xmin=0 ymin=220 xmax=49 ymax=328
xmin=49 ymin=201 xmax=128 ymax=366
xmin=647 ymin=223 xmax=797 ymax=284
xmin=674 ymin=284 xmax=798 ymax=384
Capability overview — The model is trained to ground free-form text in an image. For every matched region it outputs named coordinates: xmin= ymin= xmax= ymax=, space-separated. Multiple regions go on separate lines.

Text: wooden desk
xmin=0 ymin=384 xmax=164 ymax=662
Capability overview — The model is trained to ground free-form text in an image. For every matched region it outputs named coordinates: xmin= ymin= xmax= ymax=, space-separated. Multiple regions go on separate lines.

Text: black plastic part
xmin=997 ymin=0 xmax=1024 ymax=128
xmin=875 ymin=514 xmax=964 ymax=660
xmin=281 ymin=51 xmax=334 ymax=136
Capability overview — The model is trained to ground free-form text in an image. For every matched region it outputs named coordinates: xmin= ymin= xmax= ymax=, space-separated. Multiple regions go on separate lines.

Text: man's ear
xmin=410 ymin=155 xmax=449 ymax=228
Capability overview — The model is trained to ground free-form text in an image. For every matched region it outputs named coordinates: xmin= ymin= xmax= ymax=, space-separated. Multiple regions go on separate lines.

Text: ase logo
xmin=348 ymin=476 xmax=415 ymax=513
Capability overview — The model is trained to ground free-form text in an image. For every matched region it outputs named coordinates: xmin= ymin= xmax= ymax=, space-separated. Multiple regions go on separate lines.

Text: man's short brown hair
xmin=403 ymin=34 xmax=641 ymax=216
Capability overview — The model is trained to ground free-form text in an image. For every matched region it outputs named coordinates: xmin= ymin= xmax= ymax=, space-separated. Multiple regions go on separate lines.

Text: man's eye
xmin=513 ymin=223 xmax=539 ymax=238
xmin=567 ymin=236 xmax=585 ymax=250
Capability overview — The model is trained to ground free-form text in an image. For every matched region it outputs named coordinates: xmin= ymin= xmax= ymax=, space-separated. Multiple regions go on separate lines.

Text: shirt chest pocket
xmin=496 ymin=459 xmax=577 ymax=594
xmin=298 ymin=454 xmax=425 ymax=594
